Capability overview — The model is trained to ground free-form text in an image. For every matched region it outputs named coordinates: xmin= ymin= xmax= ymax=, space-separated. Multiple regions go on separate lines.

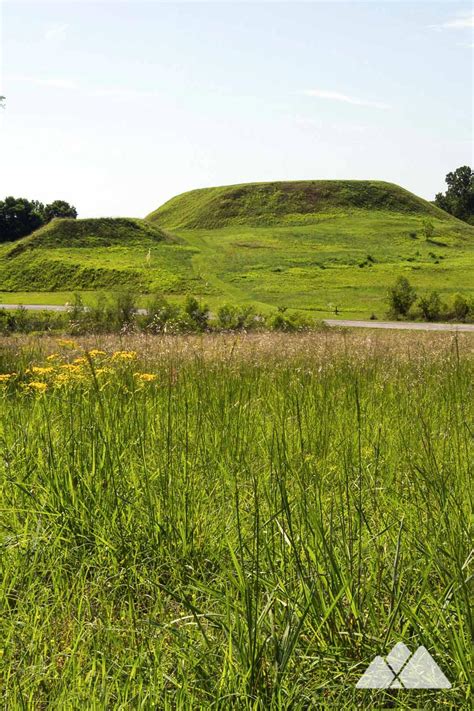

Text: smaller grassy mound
xmin=5 ymin=217 xmax=169 ymax=258
xmin=0 ymin=217 xmax=203 ymax=293
xmin=147 ymin=180 xmax=450 ymax=229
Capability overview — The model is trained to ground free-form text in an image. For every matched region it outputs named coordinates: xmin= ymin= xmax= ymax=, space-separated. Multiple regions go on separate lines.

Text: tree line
xmin=0 ymin=197 xmax=77 ymax=243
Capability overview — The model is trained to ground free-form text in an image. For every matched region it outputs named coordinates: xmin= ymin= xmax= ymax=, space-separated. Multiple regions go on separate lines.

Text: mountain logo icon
xmin=356 ymin=642 xmax=451 ymax=689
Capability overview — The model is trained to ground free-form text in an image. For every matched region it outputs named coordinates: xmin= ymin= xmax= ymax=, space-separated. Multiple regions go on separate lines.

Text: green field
xmin=1 ymin=180 xmax=473 ymax=319
xmin=0 ymin=331 xmax=472 ymax=707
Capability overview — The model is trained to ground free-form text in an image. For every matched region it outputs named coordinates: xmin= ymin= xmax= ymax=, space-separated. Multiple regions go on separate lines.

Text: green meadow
xmin=1 ymin=181 xmax=473 ymax=319
xmin=0 ymin=331 xmax=472 ymax=708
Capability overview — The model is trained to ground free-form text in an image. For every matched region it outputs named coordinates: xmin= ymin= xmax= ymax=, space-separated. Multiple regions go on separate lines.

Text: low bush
xmin=418 ymin=290 xmax=443 ymax=322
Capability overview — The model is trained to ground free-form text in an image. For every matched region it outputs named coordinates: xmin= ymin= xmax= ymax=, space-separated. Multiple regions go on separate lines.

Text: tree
xmin=43 ymin=200 xmax=77 ymax=222
xmin=0 ymin=197 xmax=44 ymax=243
xmin=387 ymin=277 xmax=417 ymax=318
xmin=435 ymin=165 xmax=473 ymax=224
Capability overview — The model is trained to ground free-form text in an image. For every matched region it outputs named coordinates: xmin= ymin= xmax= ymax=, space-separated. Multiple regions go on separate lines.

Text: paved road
xmin=1 ymin=304 xmax=473 ymax=332
xmin=324 ymin=319 xmax=474 ymax=332
xmin=0 ymin=303 xmax=148 ymax=315
xmin=0 ymin=303 xmax=67 ymax=312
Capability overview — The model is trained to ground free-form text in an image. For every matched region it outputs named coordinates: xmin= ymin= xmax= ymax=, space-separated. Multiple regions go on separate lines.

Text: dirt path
xmin=1 ymin=304 xmax=473 ymax=331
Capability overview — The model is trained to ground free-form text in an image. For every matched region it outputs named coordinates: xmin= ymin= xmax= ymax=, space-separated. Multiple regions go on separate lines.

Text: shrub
xmin=83 ymin=294 xmax=114 ymax=333
xmin=418 ymin=291 xmax=443 ymax=322
xmin=0 ymin=309 xmax=17 ymax=334
xmin=269 ymin=310 xmax=312 ymax=332
xmin=270 ymin=313 xmax=296 ymax=332
xmin=66 ymin=293 xmax=87 ymax=333
xmin=236 ymin=305 xmax=258 ymax=330
xmin=422 ymin=219 xmax=435 ymax=240
xmin=451 ymin=294 xmax=470 ymax=322
xmin=184 ymin=296 xmax=209 ymax=332
xmin=217 ymin=304 xmax=257 ymax=331
xmin=68 ymin=292 xmax=86 ymax=318
xmin=115 ymin=291 xmax=137 ymax=329
xmin=144 ymin=294 xmax=182 ymax=333
xmin=387 ymin=277 xmax=417 ymax=317
xmin=0 ymin=307 xmax=66 ymax=334
xmin=217 ymin=304 xmax=238 ymax=330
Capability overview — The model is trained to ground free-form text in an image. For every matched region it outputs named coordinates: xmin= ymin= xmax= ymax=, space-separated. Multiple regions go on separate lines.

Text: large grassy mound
xmin=146 ymin=180 xmax=449 ymax=229
xmin=144 ymin=181 xmax=474 ymax=317
xmin=1 ymin=182 xmax=473 ymax=318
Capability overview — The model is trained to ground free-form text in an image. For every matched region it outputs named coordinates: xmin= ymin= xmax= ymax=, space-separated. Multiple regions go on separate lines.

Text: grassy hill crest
xmin=146 ymin=180 xmax=452 ymax=229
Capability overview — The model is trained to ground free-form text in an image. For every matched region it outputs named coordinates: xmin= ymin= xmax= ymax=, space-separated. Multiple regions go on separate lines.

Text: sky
xmin=0 ymin=1 xmax=472 ymax=218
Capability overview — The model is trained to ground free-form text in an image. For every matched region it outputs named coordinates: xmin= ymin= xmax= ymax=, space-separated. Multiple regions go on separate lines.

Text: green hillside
xmin=144 ymin=181 xmax=473 ymax=316
xmin=1 ymin=181 xmax=473 ymax=318
xmin=146 ymin=180 xmax=449 ymax=229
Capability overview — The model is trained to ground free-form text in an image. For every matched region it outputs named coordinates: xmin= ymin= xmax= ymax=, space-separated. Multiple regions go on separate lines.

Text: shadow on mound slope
xmin=146 ymin=180 xmax=452 ymax=229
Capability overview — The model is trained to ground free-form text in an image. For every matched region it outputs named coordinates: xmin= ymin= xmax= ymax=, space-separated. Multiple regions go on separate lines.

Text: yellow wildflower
xmin=0 ymin=373 xmax=15 ymax=383
xmin=95 ymin=367 xmax=113 ymax=376
xmin=111 ymin=351 xmax=137 ymax=361
xmin=31 ymin=366 xmax=54 ymax=375
xmin=88 ymin=349 xmax=106 ymax=358
xmin=73 ymin=357 xmax=87 ymax=365
xmin=54 ymin=370 xmax=86 ymax=386
xmin=134 ymin=372 xmax=157 ymax=383
xmin=46 ymin=353 xmax=60 ymax=362
xmin=56 ymin=338 xmax=77 ymax=349
xmin=28 ymin=381 xmax=47 ymax=393
xmin=60 ymin=364 xmax=82 ymax=373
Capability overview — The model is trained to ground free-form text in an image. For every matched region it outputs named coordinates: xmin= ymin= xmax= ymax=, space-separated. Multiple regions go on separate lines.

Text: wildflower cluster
xmin=0 ymin=341 xmax=158 ymax=396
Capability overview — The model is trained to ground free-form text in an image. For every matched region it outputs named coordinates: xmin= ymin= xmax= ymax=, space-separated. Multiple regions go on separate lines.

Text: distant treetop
xmin=44 ymin=200 xmax=78 ymax=222
xmin=434 ymin=166 xmax=473 ymax=224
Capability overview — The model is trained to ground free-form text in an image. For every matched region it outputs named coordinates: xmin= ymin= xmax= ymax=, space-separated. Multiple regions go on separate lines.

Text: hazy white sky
xmin=1 ymin=1 xmax=472 ymax=217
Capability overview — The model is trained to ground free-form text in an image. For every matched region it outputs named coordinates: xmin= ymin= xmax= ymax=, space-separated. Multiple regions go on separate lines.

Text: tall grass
xmin=0 ymin=332 xmax=472 ymax=708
